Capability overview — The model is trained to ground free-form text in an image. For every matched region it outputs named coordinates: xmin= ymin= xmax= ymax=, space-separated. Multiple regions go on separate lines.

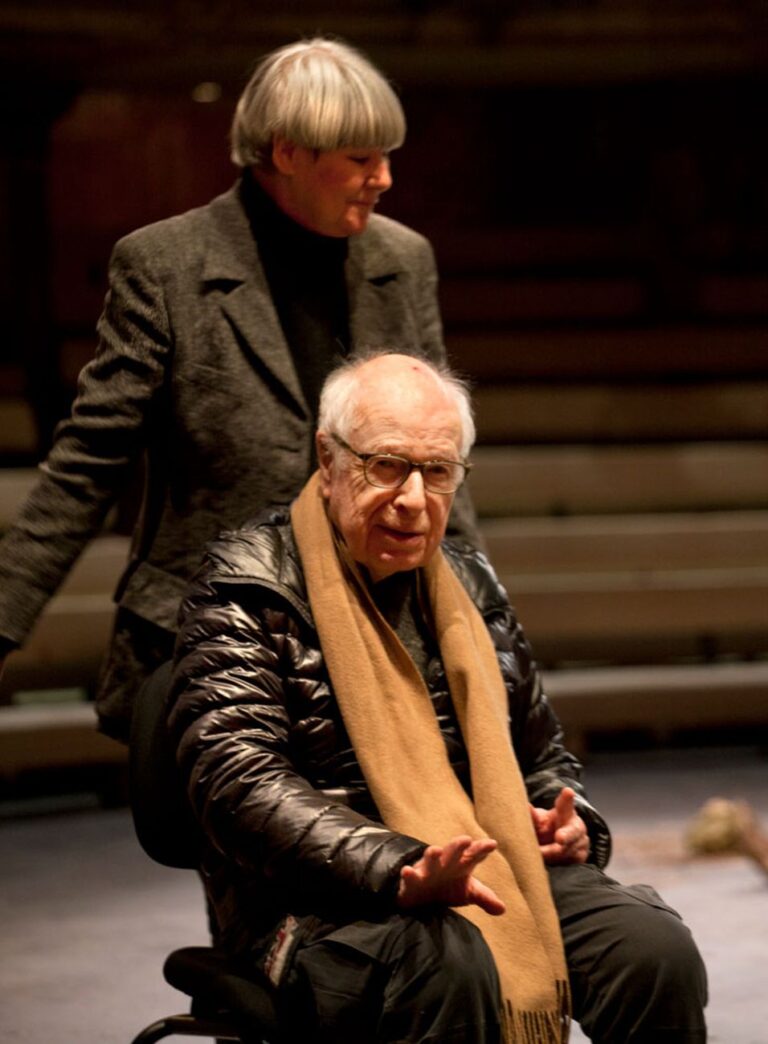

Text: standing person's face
xmin=318 ymin=358 xmax=465 ymax=581
xmin=271 ymin=141 xmax=393 ymax=237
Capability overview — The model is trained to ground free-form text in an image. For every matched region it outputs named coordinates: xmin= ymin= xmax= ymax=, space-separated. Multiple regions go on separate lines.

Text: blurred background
xmin=0 ymin=4 xmax=767 ymax=1042
xmin=1 ymin=0 xmax=766 ymax=794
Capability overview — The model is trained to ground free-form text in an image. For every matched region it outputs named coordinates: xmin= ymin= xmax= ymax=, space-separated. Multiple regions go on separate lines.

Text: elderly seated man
xmin=168 ymin=351 xmax=707 ymax=1044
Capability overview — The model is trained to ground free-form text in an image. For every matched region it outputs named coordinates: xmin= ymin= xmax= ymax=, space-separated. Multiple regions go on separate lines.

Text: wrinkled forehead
xmin=349 ymin=379 xmax=463 ymax=454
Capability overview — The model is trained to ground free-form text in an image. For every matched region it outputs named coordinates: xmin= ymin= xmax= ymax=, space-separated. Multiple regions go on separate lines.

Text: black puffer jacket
xmin=169 ymin=509 xmax=611 ymax=956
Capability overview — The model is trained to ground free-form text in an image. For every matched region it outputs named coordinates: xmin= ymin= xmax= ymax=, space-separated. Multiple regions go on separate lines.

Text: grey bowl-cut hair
xmin=230 ymin=37 xmax=407 ymax=169
xmin=318 ymin=351 xmax=476 ymax=461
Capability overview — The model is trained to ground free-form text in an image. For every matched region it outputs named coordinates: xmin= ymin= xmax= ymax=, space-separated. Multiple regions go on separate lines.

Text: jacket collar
xmin=347 ymin=215 xmax=406 ymax=281
xmin=208 ymin=508 xmax=502 ymax=628
xmin=201 ymin=181 xmax=306 ymax=414
xmin=200 ymin=178 xmax=407 ymax=417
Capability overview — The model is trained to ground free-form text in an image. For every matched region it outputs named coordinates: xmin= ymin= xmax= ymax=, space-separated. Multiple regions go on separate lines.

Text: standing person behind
xmin=0 ymin=37 xmax=478 ymax=741
xmin=168 ymin=351 xmax=707 ymax=1044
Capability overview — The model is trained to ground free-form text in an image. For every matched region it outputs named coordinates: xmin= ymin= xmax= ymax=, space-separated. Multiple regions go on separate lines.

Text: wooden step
xmin=481 ymin=510 xmax=768 ymax=574
xmin=546 ymin=661 xmax=768 ymax=756
xmin=446 ymin=325 xmax=768 ymax=381
xmin=435 ymin=224 xmax=644 ymax=273
xmin=483 ymin=513 xmax=768 ymax=664
xmin=1 ymin=660 xmax=764 ymax=778
xmin=0 ymin=401 xmax=38 ymax=457
xmin=441 ymin=276 xmax=646 ymax=325
xmin=433 ymin=220 xmax=767 ymax=281
xmin=440 ymin=274 xmax=768 ymax=328
xmin=698 ymin=275 xmax=768 ymax=320
xmin=472 ymin=381 xmax=768 ymax=443
xmin=0 ymin=468 xmax=38 ymax=526
xmin=0 ymin=531 xmax=129 ymax=700
xmin=505 ymin=566 xmax=768 ymax=664
xmin=468 ymin=443 xmax=768 ymax=516
xmin=0 ymin=534 xmax=128 ymax=700
xmin=0 ymin=593 xmax=116 ymax=699
xmin=0 ymin=701 xmax=126 ymax=776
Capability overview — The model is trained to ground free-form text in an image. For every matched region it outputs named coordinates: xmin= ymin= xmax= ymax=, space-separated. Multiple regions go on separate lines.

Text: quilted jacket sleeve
xmin=168 ymin=563 xmax=426 ymax=909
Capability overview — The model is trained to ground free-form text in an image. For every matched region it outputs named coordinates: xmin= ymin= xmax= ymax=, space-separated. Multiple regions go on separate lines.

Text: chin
xmin=383 ymin=554 xmax=425 ymax=577
xmin=343 ymin=211 xmax=372 ymax=236
xmin=366 ymin=556 xmax=409 ymax=583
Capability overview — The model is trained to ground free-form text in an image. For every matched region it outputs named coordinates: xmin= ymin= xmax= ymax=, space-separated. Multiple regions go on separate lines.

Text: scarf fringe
xmin=501 ymin=979 xmax=571 ymax=1044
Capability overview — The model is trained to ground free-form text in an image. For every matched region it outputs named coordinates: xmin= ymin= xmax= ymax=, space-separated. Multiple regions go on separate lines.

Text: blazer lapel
xmin=347 ymin=224 xmax=413 ymax=352
xmin=202 ymin=184 xmax=307 ymax=417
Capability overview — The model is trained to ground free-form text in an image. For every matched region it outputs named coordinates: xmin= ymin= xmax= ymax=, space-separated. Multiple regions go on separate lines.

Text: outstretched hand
xmin=397 ymin=835 xmax=506 ymax=916
xmin=530 ymin=786 xmax=590 ymax=865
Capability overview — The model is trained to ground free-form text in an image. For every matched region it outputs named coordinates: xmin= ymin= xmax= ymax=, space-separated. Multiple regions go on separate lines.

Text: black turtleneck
xmin=242 ymin=172 xmax=351 ymax=430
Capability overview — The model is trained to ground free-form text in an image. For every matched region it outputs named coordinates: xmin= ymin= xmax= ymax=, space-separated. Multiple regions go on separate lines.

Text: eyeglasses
xmin=332 ymin=434 xmax=470 ymax=494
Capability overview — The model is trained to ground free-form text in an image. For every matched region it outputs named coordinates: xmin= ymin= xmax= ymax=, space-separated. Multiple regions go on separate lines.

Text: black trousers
xmin=550 ymin=863 xmax=707 ymax=1043
xmin=271 ymin=863 xmax=707 ymax=1044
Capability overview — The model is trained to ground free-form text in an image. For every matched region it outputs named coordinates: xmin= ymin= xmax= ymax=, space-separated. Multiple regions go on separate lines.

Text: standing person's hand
xmin=397 ymin=835 xmax=506 ymax=915
xmin=530 ymin=787 xmax=590 ymax=865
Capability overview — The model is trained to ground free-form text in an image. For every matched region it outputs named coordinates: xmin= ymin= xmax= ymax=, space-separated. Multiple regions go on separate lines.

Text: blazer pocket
xmin=176 ymin=360 xmax=250 ymax=403
xmin=117 ymin=560 xmax=190 ymax=632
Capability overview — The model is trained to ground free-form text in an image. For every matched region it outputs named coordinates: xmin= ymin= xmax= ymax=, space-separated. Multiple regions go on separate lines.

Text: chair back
xmin=129 ymin=660 xmax=201 ymax=869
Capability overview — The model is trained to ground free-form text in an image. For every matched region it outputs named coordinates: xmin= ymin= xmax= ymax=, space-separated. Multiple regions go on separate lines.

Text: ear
xmin=316 ymin=432 xmax=334 ymax=497
xmin=272 ymin=137 xmax=298 ymax=175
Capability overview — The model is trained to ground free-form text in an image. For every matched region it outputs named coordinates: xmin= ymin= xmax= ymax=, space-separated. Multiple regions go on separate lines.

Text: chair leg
xmin=131 ymin=1013 xmax=243 ymax=1042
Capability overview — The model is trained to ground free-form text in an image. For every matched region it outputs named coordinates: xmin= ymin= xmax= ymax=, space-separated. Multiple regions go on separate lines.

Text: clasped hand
xmin=397 ymin=787 xmax=589 ymax=914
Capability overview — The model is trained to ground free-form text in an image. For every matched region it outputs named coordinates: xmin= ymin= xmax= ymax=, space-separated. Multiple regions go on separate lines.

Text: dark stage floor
xmin=1 ymin=744 xmax=767 ymax=1043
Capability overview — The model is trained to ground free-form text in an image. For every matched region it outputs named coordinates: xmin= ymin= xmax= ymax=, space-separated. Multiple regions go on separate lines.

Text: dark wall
xmin=1 ymin=13 xmax=767 ymax=457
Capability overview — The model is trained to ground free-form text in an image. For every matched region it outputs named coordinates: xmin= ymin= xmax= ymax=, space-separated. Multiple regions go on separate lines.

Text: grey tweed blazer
xmin=0 ymin=179 xmax=476 ymax=711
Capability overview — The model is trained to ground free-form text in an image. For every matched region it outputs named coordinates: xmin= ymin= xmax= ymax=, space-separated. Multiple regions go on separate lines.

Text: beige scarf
xmin=291 ymin=474 xmax=569 ymax=1043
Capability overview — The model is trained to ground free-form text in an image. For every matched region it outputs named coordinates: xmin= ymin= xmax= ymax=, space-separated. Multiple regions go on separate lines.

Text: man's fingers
xmin=463 ymin=838 xmax=497 ymax=864
xmin=445 ymin=836 xmax=473 ymax=861
xmin=529 ymin=804 xmax=546 ymax=829
xmin=441 ymin=836 xmax=496 ymax=870
xmin=554 ymin=786 xmax=576 ymax=823
xmin=539 ymin=831 xmax=591 ymax=865
xmin=471 ymin=878 xmax=506 ymax=916
xmin=406 ymin=836 xmax=500 ymax=897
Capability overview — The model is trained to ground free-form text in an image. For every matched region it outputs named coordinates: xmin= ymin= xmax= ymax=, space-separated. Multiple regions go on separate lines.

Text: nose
xmin=368 ymin=156 xmax=392 ymax=193
xmin=393 ymin=468 xmax=427 ymax=511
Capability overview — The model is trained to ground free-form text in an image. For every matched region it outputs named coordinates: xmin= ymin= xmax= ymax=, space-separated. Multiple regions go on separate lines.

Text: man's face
xmin=318 ymin=360 xmax=463 ymax=581
xmin=273 ymin=143 xmax=393 ymax=237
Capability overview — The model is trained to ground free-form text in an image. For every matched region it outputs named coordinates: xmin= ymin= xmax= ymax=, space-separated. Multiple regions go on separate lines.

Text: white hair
xmin=231 ymin=37 xmax=406 ymax=169
xmin=317 ymin=351 xmax=476 ymax=460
